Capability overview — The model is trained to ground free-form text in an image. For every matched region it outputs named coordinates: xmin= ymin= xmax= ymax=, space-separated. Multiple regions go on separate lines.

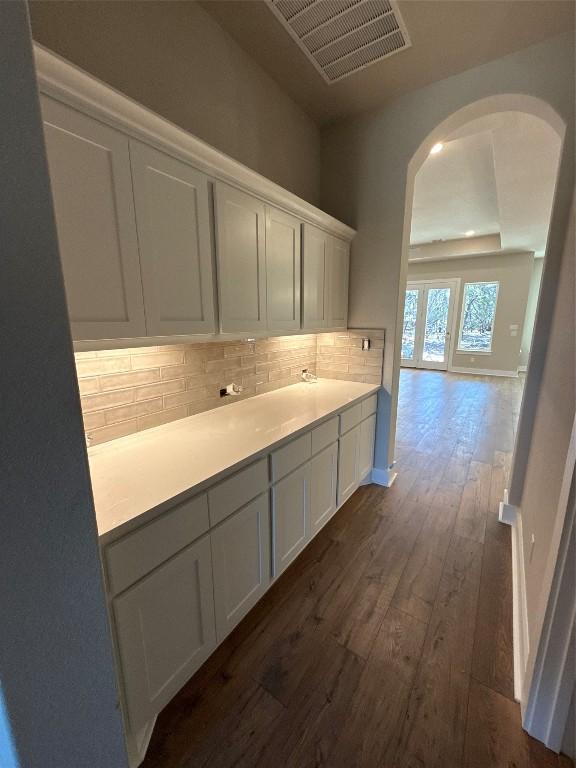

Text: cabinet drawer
xmin=105 ymin=493 xmax=209 ymax=596
xmin=311 ymin=417 xmax=338 ymax=455
xmin=339 ymin=402 xmax=363 ymax=435
xmin=271 ymin=432 xmax=312 ymax=482
xmin=208 ymin=458 xmax=268 ymax=526
xmin=361 ymin=394 xmax=378 ymax=419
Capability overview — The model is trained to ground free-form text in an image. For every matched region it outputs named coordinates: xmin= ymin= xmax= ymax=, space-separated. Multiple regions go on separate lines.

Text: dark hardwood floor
xmin=142 ymin=369 xmax=573 ymax=768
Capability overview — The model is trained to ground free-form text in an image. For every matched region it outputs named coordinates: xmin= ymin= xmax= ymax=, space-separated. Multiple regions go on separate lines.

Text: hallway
xmin=142 ymin=370 xmax=571 ymax=768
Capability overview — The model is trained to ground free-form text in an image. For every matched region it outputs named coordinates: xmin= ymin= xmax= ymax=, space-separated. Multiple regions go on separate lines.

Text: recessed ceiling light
xmin=429 ymin=142 xmax=444 ymax=155
xmin=465 ymin=230 xmax=476 ymax=237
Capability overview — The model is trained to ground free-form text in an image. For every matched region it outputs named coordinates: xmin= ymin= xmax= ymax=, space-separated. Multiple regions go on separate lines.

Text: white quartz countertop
xmin=88 ymin=379 xmax=379 ymax=542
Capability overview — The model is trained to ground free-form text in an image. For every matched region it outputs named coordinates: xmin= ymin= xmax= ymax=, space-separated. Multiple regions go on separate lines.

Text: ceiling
xmin=409 ymin=111 xmax=562 ymax=259
xmin=201 ymin=0 xmax=574 ymax=125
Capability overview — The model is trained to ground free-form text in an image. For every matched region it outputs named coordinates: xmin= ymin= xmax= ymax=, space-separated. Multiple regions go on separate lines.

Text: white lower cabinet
xmin=113 ymin=535 xmax=216 ymax=736
xmin=310 ymin=442 xmax=338 ymax=535
xmin=211 ymin=494 xmax=271 ymax=642
xmin=338 ymin=424 xmax=361 ymax=505
xmin=272 ymin=463 xmax=311 ymax=577
xmin=105 ymin=393 xmax=377 ymax=767
xmin=359 ymin=414 xmax=377 ymax=482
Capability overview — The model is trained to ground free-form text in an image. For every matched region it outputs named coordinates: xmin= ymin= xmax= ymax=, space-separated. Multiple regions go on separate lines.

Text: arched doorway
xmin=392 ymin=93 xmax=568 ymax=735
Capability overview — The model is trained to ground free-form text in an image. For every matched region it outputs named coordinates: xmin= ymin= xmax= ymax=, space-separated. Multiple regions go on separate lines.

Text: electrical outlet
xmin=362 ymin=337 xmax=370 ymax=351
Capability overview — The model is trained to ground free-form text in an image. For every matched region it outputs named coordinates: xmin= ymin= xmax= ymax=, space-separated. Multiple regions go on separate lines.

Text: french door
xmin=401 ymin=280 xmax=458 ymax=370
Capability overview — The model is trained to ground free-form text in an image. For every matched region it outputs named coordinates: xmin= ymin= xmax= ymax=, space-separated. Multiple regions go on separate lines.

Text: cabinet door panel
xmin=338 ymin=425 xmax=360 ymax=505
xmin=41 ymin=96 xmax=145 ymax=340
xmin=328 ymin=236 xmax=350 ymax=329
xmin=211 ymin=494 xmax=271 ymax=642
xmin=310 ymin=442 xmax=338 ymax=535
xmin=272 ymin=464 xmax=310 ymax=577
xmin=130 ymin=141 xmax=216 ymax=336
xmin=266 ymin=207 xmax=301 ymax=330
xmin=302 ymin=224 xmax=328 ymax=329
xmin=215 ymin=183 xmax=267 ymax=332
xmin=113 ymin=536 xmax=216 ymax=734
xmin=359 ymin=414 xmax=376 ymax=482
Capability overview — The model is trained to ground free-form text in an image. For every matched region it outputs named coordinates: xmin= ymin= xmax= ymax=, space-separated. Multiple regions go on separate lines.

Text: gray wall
xmin=29 ymin=0 xmax=321 ymax=205
xmin=521 ymin=200 xmax=574 ymax=654
xmin=0 ymin=4 xmax=127 ymax=766
xmin=520 ymin=259 xmax=545 ymax=368
xmin=407 ymin=252 xmax=534 ymax=373
xmin=321 ymin=32 xmax=575 ymax=471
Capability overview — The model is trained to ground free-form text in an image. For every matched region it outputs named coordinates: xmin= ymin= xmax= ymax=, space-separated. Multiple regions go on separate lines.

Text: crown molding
xmin=33 ymin=43 xmax=355 ymax=241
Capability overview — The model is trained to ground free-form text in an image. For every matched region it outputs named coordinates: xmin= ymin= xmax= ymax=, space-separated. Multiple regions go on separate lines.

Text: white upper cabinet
xmin=41 ymin=97 xmax=146 ymax=341
xmin=130 ymin=141 xmax=216 ymax=336
xmin=302 ymin=223 xmax=329 ymax=330
xmin=214 ymin=183 xmax=267 ymax=333
xmin=327 ymin=236 xmax=350 ymax=329
xmin=266 ymin=207 xmax=301 ymax=331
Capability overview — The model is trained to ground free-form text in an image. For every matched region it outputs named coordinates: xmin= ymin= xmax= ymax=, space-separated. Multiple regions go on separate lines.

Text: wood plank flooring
xmin=142 ymin=369 xmax=573 ymax=768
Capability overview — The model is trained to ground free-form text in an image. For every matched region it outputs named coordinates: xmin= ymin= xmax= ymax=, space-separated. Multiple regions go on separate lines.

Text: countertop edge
xmin=96 ymin=381 xmax=380 ymax=546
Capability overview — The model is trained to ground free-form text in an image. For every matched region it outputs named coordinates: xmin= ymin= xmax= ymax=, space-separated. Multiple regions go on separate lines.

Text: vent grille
xmin=268 ymin=0 xmax=411 ymax=84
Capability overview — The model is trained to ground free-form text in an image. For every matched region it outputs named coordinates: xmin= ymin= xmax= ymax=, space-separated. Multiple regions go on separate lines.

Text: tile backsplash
xmin=76 ymin=330 xmax=384 ymax=446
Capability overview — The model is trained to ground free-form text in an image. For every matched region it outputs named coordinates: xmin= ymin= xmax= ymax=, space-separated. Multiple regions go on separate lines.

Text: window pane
xmin=402 ymin=289 xmax=419 ymax=359
xmin=423 ymin=287 xmax=450 ymax=362
xmin=458 ymin=282 xmax=498 ymax=352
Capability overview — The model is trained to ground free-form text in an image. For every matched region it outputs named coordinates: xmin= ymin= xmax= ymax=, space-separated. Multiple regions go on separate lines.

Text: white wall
xmin=0 ymin=4 xmax=127 ymax=765
xmin=29 ymin=0 xmax=321 ymax=204
xmin=520 ymin=259 xmax=545 ymax=368
xmin=407 ymin=251 xmax=534 ymax=374
xmin=321 ymin=33 xmax=575 ymax=473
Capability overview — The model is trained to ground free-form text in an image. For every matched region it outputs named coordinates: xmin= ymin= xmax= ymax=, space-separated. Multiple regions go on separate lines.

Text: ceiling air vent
xmin=268 ymin=0 xmax=411 ymax=84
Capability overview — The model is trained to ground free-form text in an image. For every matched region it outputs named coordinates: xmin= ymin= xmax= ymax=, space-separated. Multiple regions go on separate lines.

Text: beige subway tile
xmin=134 ymin=379 xmax=184 ymax=402
xmin=81 ymin=389 xmax=134 ymax=413
xmin=76 ymin=356 xmax=131 ymax=377
xmin=163 ymin=387 xmax=210 ymax=409
xmin=182 ymin=349 xmax=206 ymax=366
xmin=161 ymin=362 xmax=204 ymax=381
xmin=186 ymin=373 xmax=221 ymax=391
xmin=87 ymin=419 xmax=139 ymax=446
xmin=137 ymin=406 xmax=188 ymax=432
xmin=105 ymin=398 xmax=163 ymax=425
xmin=199 ymin=346 xmax=226 ymax=362
xmin=131 ymin=350 xmax=185 ymax=370
xmin=205 ymin=356 xmax=241 ymax=373
xmin=74 ymin=351 xmax=97 ymax=360
xmin=224 ymin=343 xmax=255 ymax=358
xmin=78 ymin=377 xmax=99 ymax=396
xmin=99 ymin=369 xmax=160 ymax=391
xmin=334 ymin=336 xmax=362 ymax=347
xmin=269 ymin=366 xmax=293 ymax=382
xmin=241 ymin=372 xmax=266 ymax=388
xmin=83 ymin=411 xmax=106 ymax=430
xmin=362 ymin=374 xmax=383 ymax=385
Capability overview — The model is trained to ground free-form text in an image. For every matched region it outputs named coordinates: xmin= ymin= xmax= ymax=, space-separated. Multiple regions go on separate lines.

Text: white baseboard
xmin=371 ymin=466 xmax=397 ymax=487
xmin=499 ymin=488 xmax=519 ymax=525
xmin=511 ymin=512 xmax=529 ymax=703
xmin=518 ymin=365 xmax=528 ymax=373
xmin=450 ymin=365 xmax=519 ymax=377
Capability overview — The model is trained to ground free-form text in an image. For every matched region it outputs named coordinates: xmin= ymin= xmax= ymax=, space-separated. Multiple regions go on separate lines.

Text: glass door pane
xmin=422 ymin=287 xmax=451 ymax=363
xmin=402 ymin=288 xmax=419 ymax=361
